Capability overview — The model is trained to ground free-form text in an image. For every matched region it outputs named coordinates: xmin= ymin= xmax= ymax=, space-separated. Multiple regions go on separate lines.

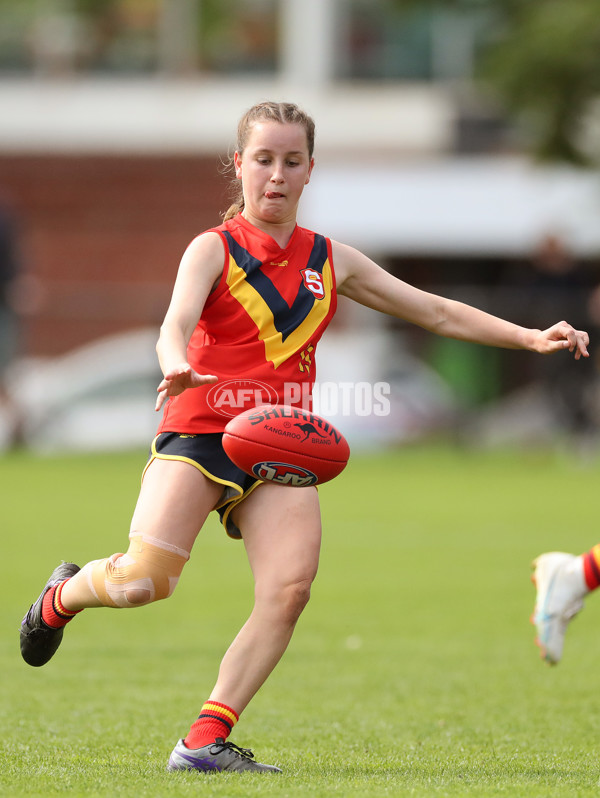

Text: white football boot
xmin=531 ymin=552 xmax=588 ymax=665
xmin=167 ymin=738 xmax=281 ymax=773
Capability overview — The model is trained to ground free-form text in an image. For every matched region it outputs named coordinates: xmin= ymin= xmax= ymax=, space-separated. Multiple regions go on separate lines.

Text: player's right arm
xmin=155 ymin=232 xmax=224 ymax=410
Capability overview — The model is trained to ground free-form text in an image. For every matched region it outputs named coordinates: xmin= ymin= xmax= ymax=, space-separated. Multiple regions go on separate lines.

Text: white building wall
xmin=0 ymin=78 xmax=454 ymax=156
xmin=0 ymin=0 xmax=599 ymax=258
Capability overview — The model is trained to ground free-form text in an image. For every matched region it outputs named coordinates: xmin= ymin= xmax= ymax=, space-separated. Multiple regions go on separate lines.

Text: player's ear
xmin=305 ymin=157 xmax=315 ymax=185
xmin=234 ymin=151 xmax=243 ymax=180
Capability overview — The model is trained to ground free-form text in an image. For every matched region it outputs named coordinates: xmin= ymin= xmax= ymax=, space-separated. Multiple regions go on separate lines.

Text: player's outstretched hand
xmin=533 ymin=322 xmax=590 ymax=360
xmin=156 ymin=363 xmax=217 ymax=411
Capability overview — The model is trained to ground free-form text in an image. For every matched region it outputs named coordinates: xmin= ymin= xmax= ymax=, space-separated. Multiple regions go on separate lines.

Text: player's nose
xmin=270 ymin=163 xmax=284 ymax=183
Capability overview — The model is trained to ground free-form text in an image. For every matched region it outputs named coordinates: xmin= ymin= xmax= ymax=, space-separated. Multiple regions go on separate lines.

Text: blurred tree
xmin=481 ymin=0 xmax=600 ymax=165
xmin=396 ymin=0 xmax=600 ymax=164
xmin=74 ymin=0 xmax=118 ymax=13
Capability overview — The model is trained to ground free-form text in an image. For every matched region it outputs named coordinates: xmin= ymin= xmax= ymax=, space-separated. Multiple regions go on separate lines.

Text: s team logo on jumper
xmin=252 ymin=461 xmax=318 ymax=487
xmin=300 ymin=268 xmax=325 ymax=300
xmin=207 ymin=379 xmax=278 ymax=418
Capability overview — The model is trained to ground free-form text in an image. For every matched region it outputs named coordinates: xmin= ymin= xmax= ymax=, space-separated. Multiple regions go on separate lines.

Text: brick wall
xmin=0 ymin=154 xmax=230 ymax=356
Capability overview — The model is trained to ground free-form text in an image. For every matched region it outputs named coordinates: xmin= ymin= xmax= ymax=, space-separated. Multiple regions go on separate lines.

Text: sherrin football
xmin=223 ymin=404 xmax=350 ymax=487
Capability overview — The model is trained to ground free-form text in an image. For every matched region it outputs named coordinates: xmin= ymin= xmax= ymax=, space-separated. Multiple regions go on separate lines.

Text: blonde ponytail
xmin=223 ymin=196 xmax=244 ymax=222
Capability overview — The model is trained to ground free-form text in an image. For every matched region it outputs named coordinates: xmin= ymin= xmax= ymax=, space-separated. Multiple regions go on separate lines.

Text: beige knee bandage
xmin=88 ymin=535 xmax=189 ymax=608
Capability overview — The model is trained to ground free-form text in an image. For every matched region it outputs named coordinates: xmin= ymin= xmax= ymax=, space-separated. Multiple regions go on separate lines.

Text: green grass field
xmin=2 ymin=445 xmax=600 ymax=797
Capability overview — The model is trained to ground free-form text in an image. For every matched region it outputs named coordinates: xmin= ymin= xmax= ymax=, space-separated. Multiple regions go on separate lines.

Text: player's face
xmin=234 ymin=121 xmax=314 ymax=226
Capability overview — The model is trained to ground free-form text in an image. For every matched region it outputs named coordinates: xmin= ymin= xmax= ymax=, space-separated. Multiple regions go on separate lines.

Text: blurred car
xmin=0 ymin=326 xmax=457 ymax=454
xmin=3 ymin=328 xmax=161 ymax=453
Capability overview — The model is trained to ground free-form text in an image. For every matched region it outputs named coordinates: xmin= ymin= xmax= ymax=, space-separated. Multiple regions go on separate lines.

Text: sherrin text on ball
xmin=223 ymin=404 xmax=350 ymax=486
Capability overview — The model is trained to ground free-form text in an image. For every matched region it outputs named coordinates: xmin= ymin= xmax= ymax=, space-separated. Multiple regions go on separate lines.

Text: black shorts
xmin=145 ymin=432 xmax=262 ymax=539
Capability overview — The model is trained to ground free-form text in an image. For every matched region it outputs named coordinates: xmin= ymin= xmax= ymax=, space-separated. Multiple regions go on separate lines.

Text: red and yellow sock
xmin=184 ymin=701 xmax=239 ymax=749
xmin=41 ymin=580 xmax=81 ymax=629
xmin=582 ymin=544 xmax=600 ymax=591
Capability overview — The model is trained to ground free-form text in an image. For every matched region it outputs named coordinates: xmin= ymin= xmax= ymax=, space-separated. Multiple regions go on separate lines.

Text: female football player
xmin=20 ymin=101 xmax=589 ymax=774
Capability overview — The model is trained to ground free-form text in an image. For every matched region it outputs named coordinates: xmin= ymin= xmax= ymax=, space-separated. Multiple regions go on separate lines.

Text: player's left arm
xmin=333 ymin=240 xmax=589 ymax=359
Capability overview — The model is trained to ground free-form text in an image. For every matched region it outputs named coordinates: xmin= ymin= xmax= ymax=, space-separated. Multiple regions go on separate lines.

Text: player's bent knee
xmin=87 ymin=535 xmax=189 ymax=608
xmin=258 ymin=579 xmax=312 ymax=625
xmin=281 ymin=583 xmax=312 ymax=625
xmin=288 ymin=581 xmax=312 ymax=618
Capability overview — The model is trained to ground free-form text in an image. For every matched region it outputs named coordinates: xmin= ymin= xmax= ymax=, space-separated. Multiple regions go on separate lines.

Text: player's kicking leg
xmin=20 ymin=459 xmax=221 ymax=668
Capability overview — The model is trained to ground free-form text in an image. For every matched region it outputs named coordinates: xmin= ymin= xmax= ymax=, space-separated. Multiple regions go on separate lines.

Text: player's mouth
xmin=265 ymin=191 xmax=285 ymax=199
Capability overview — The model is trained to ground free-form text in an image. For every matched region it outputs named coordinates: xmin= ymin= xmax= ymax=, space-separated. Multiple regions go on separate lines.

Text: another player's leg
xmin=20 ymin=459 xmax=222 ymax=667
xmin=531 ymin=544 xmax=600 ymax=664
xmin=168 ymin=483 xmax=321 ymax=774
